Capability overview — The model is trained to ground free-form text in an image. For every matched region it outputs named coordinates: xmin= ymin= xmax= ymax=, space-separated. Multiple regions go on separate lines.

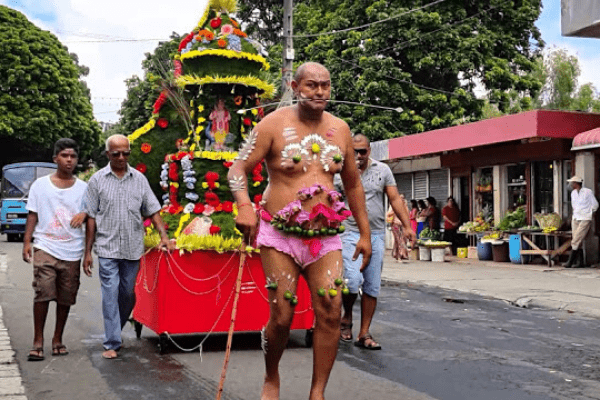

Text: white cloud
xmin=2 ymin=0 xmax=209 ymax=123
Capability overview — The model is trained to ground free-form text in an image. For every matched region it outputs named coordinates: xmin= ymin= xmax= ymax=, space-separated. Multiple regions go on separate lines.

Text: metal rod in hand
xmin=215 ymin=249 xmax=246 ymax=400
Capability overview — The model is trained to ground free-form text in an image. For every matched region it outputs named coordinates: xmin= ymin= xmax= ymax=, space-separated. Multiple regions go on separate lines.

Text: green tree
xmin=111 ymin=33 xmax=181 ymax=137
xmin=0 ymin=6 xmax=100 ymax=163
xmin=243 ymin=0 xmax=545 ymax=140
xmin=537 ymin=48 xmax=600 ymax=112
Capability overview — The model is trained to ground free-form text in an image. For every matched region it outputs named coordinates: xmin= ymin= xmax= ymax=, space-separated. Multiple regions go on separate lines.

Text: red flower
xmin=205 ymin=171 xmax=219 ymax=182
xmin=173 ymin=60 xmax=182 ymax=78
xmin=178 ymin=32 xmax=195 ymax=52
xmin=223 ymin=161 xmax=233 ymax=168
xmin=253 ymin=194 xmax=262 ymax=204
xmin=210 ymin=17 xmax=222 ymax=28
xmin=169 ymin=194 xmax=178 ymax=204
xmin=252 ymin=163 xmax=263 ymax=176
xmin=169 ymin=170 xmax=179 ymax=181
xmin=209 ymin=225 xmax=221 ymax=234
xmin=221 ymin=201 xmax=233 ymax=213
xmin=141 ymin=143 xmax=152 ymax=154
xmin=205 ymin=192 xmax=220 ymax=207
xmin=153 ymin=92 xmax=168 ymax=114
xmin=135 ymin=163 xmax=147 ymax=173
xmin=243 ymin=117 xmax=252 ymax=126
xmin=169 ymin=185 xmax=178 ymax=194
xmin=252 ymin=175 xmax=264 ymax=183
xmin=157 ymin=118 xmax=169 ymax=129
xmin=168 ymin=205 xmax=183 ymax=215
xmin=217 ymin=39 xmax=227 ymax=48
xmin=193 ymin=203 xmax=205 ymax=214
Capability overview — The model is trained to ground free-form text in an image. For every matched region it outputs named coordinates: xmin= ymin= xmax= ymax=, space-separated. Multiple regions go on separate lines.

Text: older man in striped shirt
xmin=83 ymin=134 xmax=173 ymax=359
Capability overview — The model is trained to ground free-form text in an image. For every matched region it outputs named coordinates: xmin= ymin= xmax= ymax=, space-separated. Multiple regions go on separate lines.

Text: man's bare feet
xmin=260 ymin=374 xmax=280 ymax=400
xmin=102 ymin=349 xmax=118 ymax=359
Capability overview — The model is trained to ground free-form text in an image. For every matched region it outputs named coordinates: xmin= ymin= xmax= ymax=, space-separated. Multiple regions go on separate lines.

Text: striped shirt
xmin=83 ymin=164 xmax=161 ymax=260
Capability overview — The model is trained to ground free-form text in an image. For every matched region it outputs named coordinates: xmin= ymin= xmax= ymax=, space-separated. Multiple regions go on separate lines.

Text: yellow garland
xmin=145 ymin=231 xmax=259 ymax=253
xmin=195 ymin=125 xmax=204 ymax=134
xmin=144 ymin=232 xmax=160 ymax=248
xmin=195 ymin=1 xmax=212 ymax=31
xmin=180 ymin=49 xmax=270 ymax=71
xmin=128 ymin=118 xmax=156 ymax=143
xmin=176 ymin=234 xmax=243 ymax=253
xmin=176 ymin=74 xmax=275 ymax=99
xmin=174 ymin=213 xmax=191 ymax=238
xmin=194 ymin=150 xmax=239 ymax=161
xmin=198 ymin=105 xmax=204 ymax=112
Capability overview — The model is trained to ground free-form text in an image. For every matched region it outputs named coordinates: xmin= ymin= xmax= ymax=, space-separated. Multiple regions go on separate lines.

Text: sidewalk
xmin=0 ymin=252 xmax=26 ymax=400
xmin=381 ymin=250 xmax=600 ymax=319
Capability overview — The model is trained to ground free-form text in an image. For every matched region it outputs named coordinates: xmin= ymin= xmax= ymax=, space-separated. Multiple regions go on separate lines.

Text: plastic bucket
xmin=457 ymin=247 xmax=468 ymax=258
xmin=491 ymin=241 xmax=509 ymax=262
xmin=431 ymin=248 xmax=446 ymax=262
xmin=419 ymin=247 xmax=431 ymax=261
xmin=509 ymin=234 xmax=530 ymax=264
xmin=477 ymin=241 xmax=493 ymax=260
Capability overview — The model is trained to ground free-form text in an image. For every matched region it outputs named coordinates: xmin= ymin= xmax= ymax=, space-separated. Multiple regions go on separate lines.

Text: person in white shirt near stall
xmin=563 ymin=176 xmax=599 ymax=268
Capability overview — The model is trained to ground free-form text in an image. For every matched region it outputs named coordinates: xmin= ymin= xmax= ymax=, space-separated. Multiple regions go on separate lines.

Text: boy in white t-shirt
xmin=22 ymin=138 xmax=88 ymax=361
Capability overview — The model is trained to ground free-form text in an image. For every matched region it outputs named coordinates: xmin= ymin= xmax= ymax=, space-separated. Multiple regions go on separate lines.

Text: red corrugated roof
xmin=572 ymin=127 xmax=600 ymax=150
xmin=388 ymin=110 xmax=600 ymax=160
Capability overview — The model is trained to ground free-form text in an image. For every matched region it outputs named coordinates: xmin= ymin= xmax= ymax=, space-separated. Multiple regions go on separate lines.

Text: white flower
xmin=183 ymin=203 xmax=195 ymax=214
xmin=280 ymin=143 xmax=309 ymax=169
xmin=320 ymin=144 xmax=344 ymax=172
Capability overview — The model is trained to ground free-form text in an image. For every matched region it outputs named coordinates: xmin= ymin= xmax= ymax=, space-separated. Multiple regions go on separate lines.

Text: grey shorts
xmin=32 ymin=249 xmax=81 ymax=306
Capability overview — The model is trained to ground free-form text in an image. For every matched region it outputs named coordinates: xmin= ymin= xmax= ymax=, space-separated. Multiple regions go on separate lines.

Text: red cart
xmin=133 ymin=249 xmax=314 ymax=353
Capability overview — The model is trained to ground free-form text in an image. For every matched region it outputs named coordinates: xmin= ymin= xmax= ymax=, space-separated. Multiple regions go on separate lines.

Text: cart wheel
xmin=305 ymin=329 xmax=314 ymax=348
xmin=134 ymin=320 xmax=143 ymax=339
xmin=158 ymin=333 xmax=169 ymax=354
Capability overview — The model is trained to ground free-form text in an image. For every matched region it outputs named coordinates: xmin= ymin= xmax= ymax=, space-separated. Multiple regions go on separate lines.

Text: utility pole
xmin=282 ymin=0 xmax=294 ymax=97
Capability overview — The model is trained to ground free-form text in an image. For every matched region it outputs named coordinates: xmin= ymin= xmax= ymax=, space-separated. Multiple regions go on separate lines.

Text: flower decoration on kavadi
xmin=126 ymin=0 xmax=273 ymax=252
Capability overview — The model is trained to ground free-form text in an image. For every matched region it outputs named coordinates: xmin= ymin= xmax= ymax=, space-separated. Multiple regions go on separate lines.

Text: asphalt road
xmin=2 ymin=236 xmax=600 ymax=400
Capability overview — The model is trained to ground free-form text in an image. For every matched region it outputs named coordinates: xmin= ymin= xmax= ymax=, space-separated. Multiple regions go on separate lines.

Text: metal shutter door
xmin=429 ymin=169 xmax=449 ymax=204
xmin=395 ymin=173 xmax=413 ymax=200
xmin=414 ymin=171 xmax=428 ymax=200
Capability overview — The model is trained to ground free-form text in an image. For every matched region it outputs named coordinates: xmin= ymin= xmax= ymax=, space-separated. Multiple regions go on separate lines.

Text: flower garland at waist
xmin=180 ymin=49 xmax=270 ymax=71
xmin=261 ymin=184 xmax=351 ymax=238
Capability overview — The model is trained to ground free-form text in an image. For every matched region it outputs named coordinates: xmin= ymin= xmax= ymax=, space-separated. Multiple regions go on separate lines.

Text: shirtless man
xmin=229 ymin=62 xmax=371 ymax=400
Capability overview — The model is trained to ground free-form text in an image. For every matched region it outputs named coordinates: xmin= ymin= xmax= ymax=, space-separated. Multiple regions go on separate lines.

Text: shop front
xmin=374 ymin=110 xmax=600 ymax=259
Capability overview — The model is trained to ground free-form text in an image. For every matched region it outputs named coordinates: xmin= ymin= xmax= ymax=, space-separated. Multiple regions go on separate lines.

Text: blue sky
xmin=1 ymin=0 xmax=599 ymax=123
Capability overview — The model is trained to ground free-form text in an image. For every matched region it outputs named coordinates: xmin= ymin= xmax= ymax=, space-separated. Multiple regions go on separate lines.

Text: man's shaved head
xmin=293 ymin=62 xmax=329 ymax=83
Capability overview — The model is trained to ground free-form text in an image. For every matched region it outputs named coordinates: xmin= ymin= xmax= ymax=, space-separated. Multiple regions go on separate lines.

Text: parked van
xmin=0 ymin=162 xmax=57 ymax=241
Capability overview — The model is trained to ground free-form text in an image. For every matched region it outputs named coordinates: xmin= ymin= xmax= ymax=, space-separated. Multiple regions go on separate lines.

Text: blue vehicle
xmin=1 ymin=162 xmax=57 ymax=242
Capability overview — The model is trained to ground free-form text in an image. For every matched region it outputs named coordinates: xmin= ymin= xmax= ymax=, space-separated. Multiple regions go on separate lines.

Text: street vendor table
xmin=133 ymin=249 xmax=314 ymax=353
xmin=518 ymin=231 xmax=572 ymax=267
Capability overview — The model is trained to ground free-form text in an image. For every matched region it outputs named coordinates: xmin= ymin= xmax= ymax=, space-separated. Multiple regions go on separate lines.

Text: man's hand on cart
xmin=159 ymin=237 xmax=176 ymax=252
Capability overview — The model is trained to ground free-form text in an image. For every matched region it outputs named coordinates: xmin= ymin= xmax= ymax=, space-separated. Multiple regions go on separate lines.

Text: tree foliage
xmin=537 ymin=48 xmax=600 ymax=112
xmin=108 ymin=33 xmax=181 ymax=141
xmin=0 ymin=6 xmax=100 ymax=163
xmin=239 ymin=0 xmax=545 ymax=140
